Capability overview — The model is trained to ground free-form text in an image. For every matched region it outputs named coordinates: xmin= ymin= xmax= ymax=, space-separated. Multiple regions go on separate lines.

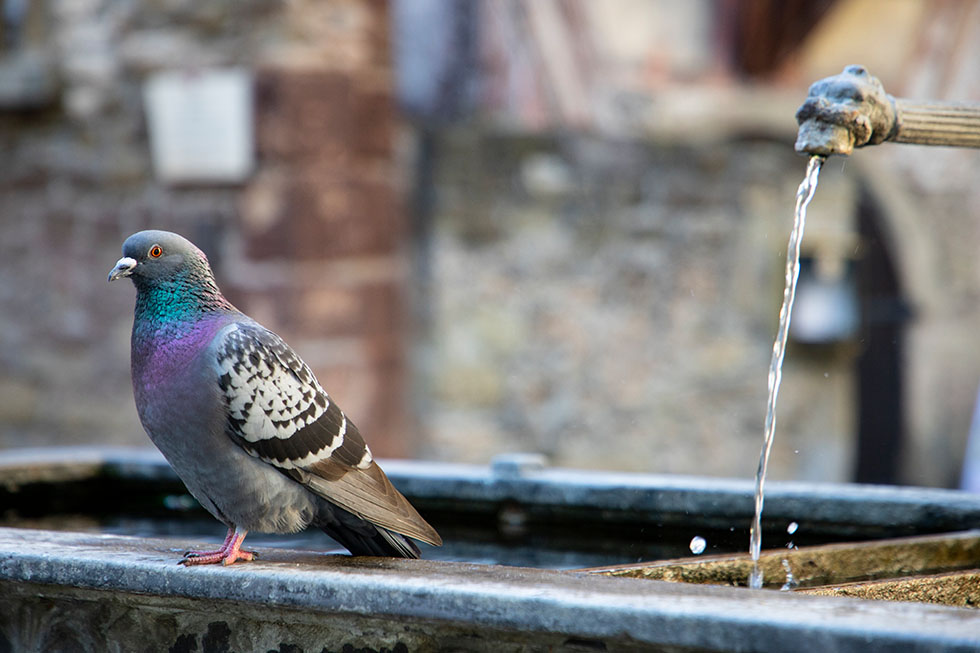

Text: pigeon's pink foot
xmin=179 ymin=528 xmax=257 ymax=566
xmin=182 ymin=526 xmax=235 ymax=559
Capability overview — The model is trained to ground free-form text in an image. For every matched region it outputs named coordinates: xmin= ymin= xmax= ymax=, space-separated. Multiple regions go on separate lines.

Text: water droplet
xmin=787 ymin=521 xmax=799 ymax=534
xmin=689 ymin=536 xmax=707 ymax=555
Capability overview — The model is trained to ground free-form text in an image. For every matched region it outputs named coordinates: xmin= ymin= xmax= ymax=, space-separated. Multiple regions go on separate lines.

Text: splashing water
xmin=780 ymin=558 xmax=798 ymax=591
xmin=748 ymin=156 xmax=825 ymax=590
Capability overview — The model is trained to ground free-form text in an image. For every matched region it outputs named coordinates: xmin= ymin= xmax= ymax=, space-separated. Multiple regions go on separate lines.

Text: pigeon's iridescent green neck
xmin=133 ymin=266 xmax=235 ymax=338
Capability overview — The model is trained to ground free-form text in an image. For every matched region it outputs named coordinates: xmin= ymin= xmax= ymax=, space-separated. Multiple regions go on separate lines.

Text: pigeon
xmin=108 ymin=230 xmax=441 ymax=565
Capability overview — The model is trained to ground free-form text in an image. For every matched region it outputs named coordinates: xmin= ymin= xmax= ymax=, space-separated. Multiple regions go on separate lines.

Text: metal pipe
xmin=891 ymin=99 xmax=980 ymax=149
xmin=795 ymin=65 xmax=980 ymax=156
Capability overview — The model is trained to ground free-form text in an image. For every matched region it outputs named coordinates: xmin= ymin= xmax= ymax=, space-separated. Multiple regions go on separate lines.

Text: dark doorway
xmin=854 ymin=189 xmax=911 ymax=484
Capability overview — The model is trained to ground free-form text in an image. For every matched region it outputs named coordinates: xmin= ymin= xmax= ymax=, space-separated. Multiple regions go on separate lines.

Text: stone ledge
xmin=1 ymin=527 xmax=979 ymax=652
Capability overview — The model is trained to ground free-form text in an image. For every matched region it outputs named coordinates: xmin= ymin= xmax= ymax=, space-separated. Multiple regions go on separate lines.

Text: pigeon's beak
xmin=108 ymin=257 xmax=137 ymax=282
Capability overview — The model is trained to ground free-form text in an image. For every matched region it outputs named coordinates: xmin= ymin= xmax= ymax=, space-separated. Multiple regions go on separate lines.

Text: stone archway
xmin=854 ymin=157 xmax=967 ymax=487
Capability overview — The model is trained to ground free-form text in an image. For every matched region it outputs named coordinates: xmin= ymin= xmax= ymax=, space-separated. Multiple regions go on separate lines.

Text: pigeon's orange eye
xmin=148 ymin=245 xmax=163 ymax=258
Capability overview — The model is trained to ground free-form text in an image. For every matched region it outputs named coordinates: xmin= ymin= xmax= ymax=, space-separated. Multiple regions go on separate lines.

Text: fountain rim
xmin=2 ymin=446 xmax=980 ymax=650
xmin=1 ymin=526 xmax=978 ymax=652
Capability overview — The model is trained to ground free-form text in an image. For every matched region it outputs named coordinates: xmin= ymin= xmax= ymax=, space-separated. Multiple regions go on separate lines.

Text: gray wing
xmin=213 ymin=322 xmax=441 ymax=546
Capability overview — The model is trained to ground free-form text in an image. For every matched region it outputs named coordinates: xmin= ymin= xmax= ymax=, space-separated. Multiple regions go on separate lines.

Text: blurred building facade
xmin=1 ymin=0 xmax=979 ymax=487
xmin=0 ymin=0 xmax=412 ymax=455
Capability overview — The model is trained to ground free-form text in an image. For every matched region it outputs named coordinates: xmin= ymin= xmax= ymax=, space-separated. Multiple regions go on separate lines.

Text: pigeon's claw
xmin=178 ymin=527 xmax=256 ymax=566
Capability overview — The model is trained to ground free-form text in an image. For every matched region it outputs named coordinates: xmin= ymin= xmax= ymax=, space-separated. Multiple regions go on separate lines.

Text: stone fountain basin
xmin=1 ymin=446 xmax=979 ymax=652
xmin=588 ymin=530 xmax=980 ymax=606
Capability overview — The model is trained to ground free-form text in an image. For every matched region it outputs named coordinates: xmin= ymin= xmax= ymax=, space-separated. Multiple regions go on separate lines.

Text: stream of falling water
xmin=748 ymin=155 xmax=825 ymax=590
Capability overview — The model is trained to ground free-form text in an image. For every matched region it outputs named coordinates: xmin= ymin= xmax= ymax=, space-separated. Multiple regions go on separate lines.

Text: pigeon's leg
xmin=182 ymin=526 xmax=235 ymax=560
xmin=179 ymin=527 xmax=257 ymax=566
xmin=218 ymin=529 xmax=257 ymax=565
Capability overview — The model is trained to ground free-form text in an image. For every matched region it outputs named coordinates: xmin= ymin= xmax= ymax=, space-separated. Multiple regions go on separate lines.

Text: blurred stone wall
xmin=413 ymin=132 xmax=858 ymax=481
xmin=0 ymin=0 xmax=412 ymax=455
xmin=402 ymin=0 xmax=980 ymax=487
xmin=2 ymin=0 xmax=980 ymax=490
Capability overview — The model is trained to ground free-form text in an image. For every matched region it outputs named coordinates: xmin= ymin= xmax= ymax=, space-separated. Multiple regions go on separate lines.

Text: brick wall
xmin=232 ymin=63 xmax=410 ymax=455
xmin=0 ymin=0 xmax=411 ymax=455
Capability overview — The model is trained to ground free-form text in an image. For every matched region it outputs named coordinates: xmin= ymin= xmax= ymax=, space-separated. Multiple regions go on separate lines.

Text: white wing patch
xmin=215 ymin=323 xmax=349 ymax=469
xmin=217 ymin=325 xmax=326 ymax=442
xmin=356 ymin=445 xmax=374 ymax=469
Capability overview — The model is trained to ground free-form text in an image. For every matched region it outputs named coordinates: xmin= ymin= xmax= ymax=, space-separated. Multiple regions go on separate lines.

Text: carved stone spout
xmin=796 ymin=65 xmax=980 ymax=156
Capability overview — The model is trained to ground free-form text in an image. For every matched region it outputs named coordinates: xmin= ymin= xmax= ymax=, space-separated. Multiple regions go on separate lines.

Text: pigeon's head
xmin=108 ymin=230 xmax=213 ymax=286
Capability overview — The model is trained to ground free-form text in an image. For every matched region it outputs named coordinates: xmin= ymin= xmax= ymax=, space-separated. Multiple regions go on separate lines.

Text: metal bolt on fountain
xmin=749 ymin=64 xmax=980 ymax=589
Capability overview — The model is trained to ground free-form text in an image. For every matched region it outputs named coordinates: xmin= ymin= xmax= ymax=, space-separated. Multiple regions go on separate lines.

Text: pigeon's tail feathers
xmin=301 ymin=460 xmax=442 ymax=547
xmin=377 ymin=528 xmax=423 ymax=558
xmin=316 ymin=503 xmax=423 ymax=558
